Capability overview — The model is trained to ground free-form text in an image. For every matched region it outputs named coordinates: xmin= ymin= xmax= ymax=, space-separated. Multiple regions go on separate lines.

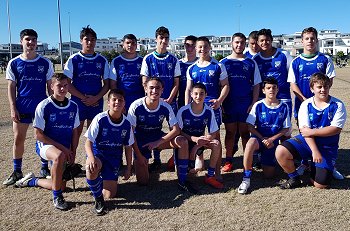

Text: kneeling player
xmin=84 ymin=89 xmax=133 ymax=215
xmin=128 ymin=77 xmax=196 ymax=193
xmin=177 ymin=83 xmax=223 ymax=189
xmin=15 ymin=73 xmax=79 ymax=211
xmin=238 ymin=77 xmax=291 ymax=194
xmin=276 ymin=73 xmax=346 ymax=189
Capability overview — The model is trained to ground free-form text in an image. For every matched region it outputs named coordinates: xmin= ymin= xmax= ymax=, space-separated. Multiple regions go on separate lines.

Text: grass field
xmin=0 ymin=67 xmax=350 ymax=230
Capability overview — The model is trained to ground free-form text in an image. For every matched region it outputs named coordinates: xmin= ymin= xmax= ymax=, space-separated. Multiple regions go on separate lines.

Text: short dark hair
xmin=20 ymin=29 xmax=38 ymax=40
xmin=80 ymin=25 xmax=97 ymax=40
xmin=262 ymin=77 xmax=278 ymax=88
xmin=145 ymin=77 xmax=164 ymax=88
xmin=184 ymin=35 xmax=197 ymax=43
xmin=155 ymin=26 xmax=169 ymax=38
xmin=257 ymin=28 xmax=273 ymax=41
xmin=52 ymin=73 xmax=68 ymax=82
xmin=122 ymin=34 xmax=137 ymax=42
xmin=309 ymin=72 xmax=331 ymax=89
xmin=302 ymin=27 xmax=318 ymax=39
xmin=108 ymin=89 xmax=125 ymax=99
xmin=232 ymin=32 xmax=246 ymax=41
xmin=248 ymin=31 xmax=258 ymax=40
xmin=196 ymin=36 xmax=211 ymax=46
xmin=192 ymin=82 xmax=207 ymax=93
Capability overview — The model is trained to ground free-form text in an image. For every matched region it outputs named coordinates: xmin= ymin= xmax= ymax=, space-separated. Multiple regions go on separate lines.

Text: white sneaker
xmin=333 ymin=168 xmax=344 ymax=180
xmin=195 ymin=155 xmax=204 ymax=171
xmin=238 ymin=178 xmax=250 ymax=194
xmin=296 ymin=164 xmax=308 ymax=176
xmin=15 ymin=172 xmax=35 ymax=188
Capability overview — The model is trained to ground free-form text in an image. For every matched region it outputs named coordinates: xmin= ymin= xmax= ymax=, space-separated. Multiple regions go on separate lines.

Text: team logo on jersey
xmin=192 ymin=72 xmax=197 ymax=78
xmin=78 ymin=63 xmax=84 ymax=69
xmin=102 ymin=128 xmax=108 ymax=136
xmin=167 ymin=63 xmax=173 ymax=70
xmin=203 ymin=118 xmax=208 ymax=125
xmin=139 ymin=115 xmax=145 ymax=122
xmin=151 ymin=63 xmax=156 ymax=70
xmin=49 ymin=113 xmax=56 ymax=122
xmin=309 ymin=113 xmax=314 ymax=121
xmin=121 ymin=129 xmax=127 ymax=138
xmin=209 ymin=70 xmax=215 ymax=77
xmin=119 ymin=64 xmax=125 ymax=70
xmin=261 ymin=112 xmax=266 ymax=119
xmin=243 ymin=64 xmax=249 ymax=72
xmin=317 ymin=63 xmax=324 ymax=70
xmin=299 ymin=64 xmax=303 ymax=72
xmin=159 ymin=115 xmax=165 ymax=123
xmin=278 ymin=112 xmax=284 ymax=119
xmin=184 ymin=119 xmax=190 ymax=126
xmin=137 ymin=63 xmax=141 ymax=70
xmin=38 ymin=65 xmax=45 ymax=73
xmin=274 ymin=61 xmax=281 ymax=69
xmin=69 ymin=112 xmax=75 ymax=120
xmin=96 ymin=63 xmax=102 ymax=70
xmin=328 ymin=111 xmax=334 ymax=120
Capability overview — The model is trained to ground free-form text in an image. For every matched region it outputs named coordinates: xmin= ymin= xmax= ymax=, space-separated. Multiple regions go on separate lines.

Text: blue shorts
xmin=170 ymin=100 xmax=178 ymax=115
xmin=284 ymin=134 xmax=337 ymax=171
xmin=135 ymin=132 xmax=165 ymax=159
xmin=252 ymin=136 xmax=279 ymax=167
xmin=95 ymin=153 xmax=122 ymax=181
xmin=71 ymin=96 xmax=103 ymax=121
xmin=204 ymin=102 xmax=222 ymax=126
xmin=223 ymin=99 xmax=250 ymax=123
xmin=17 ymin=96 xmax=45 ymax=123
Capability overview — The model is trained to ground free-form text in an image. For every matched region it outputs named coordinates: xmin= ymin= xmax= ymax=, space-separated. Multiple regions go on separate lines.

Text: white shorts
xmin=36 ymin=141 xmax=54 ymax=160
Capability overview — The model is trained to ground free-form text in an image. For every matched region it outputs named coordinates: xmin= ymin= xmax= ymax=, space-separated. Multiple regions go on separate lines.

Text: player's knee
xmin=313 ymin=181 xmax=328 ymax=189
xmin=275 ymin=145 xmax=289 ymax=161
xmin=175 ymin=136 xmax=188 ymax=149
xmin=52 ymin=151 xmax=66 ymax=165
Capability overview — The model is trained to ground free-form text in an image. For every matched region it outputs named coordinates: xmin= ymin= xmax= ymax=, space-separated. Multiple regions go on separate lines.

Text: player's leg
xmin=204 ymin=139 xmax=224 ymax=189
xmin=3 ymin=122 xmax=29 ymax=185
xmin=238 ymin=122 xmax=250 ymax=151
xmin=260 ymin=145 xmax=278 ymax=178
xmin=223 ymin=122 xmax=237 ymax=172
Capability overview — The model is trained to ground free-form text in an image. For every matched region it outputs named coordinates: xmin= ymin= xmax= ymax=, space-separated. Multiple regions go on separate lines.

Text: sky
xmin=0 ymin=0 xmax=349 ymax=49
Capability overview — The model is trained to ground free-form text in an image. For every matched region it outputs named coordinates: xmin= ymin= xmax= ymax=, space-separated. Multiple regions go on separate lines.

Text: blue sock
xmin=226 ymin=156 xmax=233 ymax=163
xmin=86 ymin=177 xmax=103 ymax=199
xmin=243 ymin=169 xmax=252 ymax=178
xmin=13 ymin=158 xmax=22 ymax=173
xmin=189 ymin=160 xmax=195 ymax=169
xmin=177 ymin=159 xmax=189 ymax=185
xmin=288 ymin=171 xmax=299 ymax=179
xmin=153 ymin=150 xmax=161 ymax=162
xmin=41 ymin=158 xmax=49 ymax=169
xmin=28 ymin=178 xmax=39 ymax=187
xmin=52 ymin=189 xmax=62 ymax=200
xmin=207 ymin=167 xmax=215 ymax=177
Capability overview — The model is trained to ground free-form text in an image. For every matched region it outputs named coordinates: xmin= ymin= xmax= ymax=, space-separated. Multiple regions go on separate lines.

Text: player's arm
xmin=210 ymin=78 xmax=229 ymax=110
xmin=185 ymin=79 xmax=193 ymax=105
xmin=142 ymin=75 xmax=148 ymax=87
xmin=143 ymin=124 xmax=181 ymax=150
xmin=46 ymin=79 xmax=53 ymax=95
xmin=247 ymin=124 xmax=264 ymax=140
xmin=123 ymin=145 xmax=133 ymax=180
xmin=300 ymin=126 xmax=342 ymax=138
xmin=264 ymin=128 xmax=289 ymax=149
xmin=70 ymin=128 xmax=79 ymax=163
xmin=248 ymin=84 xmax=260 ymax=112
xmin=84 ymin=139 xmax=99 ymax=173
xmin=85 ymin=79 xmax=110 ymax=106
xmin=67 ymin=78 xmax=86 ymax=100
xmin=7 ymin=80 xmax=19 ymax=123
xmin=290 ymin=82 xmax=307 ymax=102
xmin=166 ymin=77 xmax=179 ymax=103
xmin=304 ymin=136 xmax=322 ymax=163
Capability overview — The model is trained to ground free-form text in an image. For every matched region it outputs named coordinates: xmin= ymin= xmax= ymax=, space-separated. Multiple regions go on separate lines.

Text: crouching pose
xmin=15 ymin=73 xmax=79 ymax=211
xmin=276 ymin=73 xmax=346 ymax=189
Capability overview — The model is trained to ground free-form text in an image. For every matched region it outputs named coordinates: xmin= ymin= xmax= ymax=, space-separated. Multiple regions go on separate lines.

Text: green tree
xmin=139 ymin=46 xmax=148 ymax=57
xmin=336 ymin=51 xmax=345 ymax=60
xmin=214 ymin=53 xmax=224 ymax=61
xmin=100 ymin=50 xmax=112 ymax=62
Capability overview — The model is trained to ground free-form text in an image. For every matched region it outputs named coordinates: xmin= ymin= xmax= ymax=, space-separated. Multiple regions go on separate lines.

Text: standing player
xmin=85 ymin=89 xmax=133 ymax=215
xmin=177 ymin=83 xmax=223 ymax=189
xmin=185 ymin=36 xmax=229 ymax=174
xmin=110 ymin=34 xmax=144 ymax=111
xmin=3 ymin=29 xmax=54 ymax=186
xmin=64 ymin=26 xmax=110 ymax=143
xmin=276 ymin=73 xmax=346 ymax=189
xmin=128 ymin=77 xmax=196 ymax=193
xmin=244 ymin=31 xmax=261 ymax=58
xmin=238 ymin=77 xmax=291 ymax=194
xmin=140 ymin=26 xmax=181 ymax=170
xmin=287 ymin=27 xmax=343 ymax=179
xmin=220 ymin=33 xmax=261 ymax=172
xmin=15 ymin=73 xmax=80 ymax=211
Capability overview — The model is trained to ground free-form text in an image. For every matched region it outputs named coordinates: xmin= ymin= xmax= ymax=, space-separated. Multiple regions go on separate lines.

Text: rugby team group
xmin=3 ymin=25 xmax=346 ymax=215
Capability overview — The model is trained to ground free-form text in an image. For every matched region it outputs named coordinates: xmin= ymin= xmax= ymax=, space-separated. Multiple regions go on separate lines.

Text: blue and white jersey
xmin=220 ymin=57 xmax=261 ymax=107
xmin=254 ymin=49 xmax=293 ymax=100
xmin=140 ymin=52 xmax=181 ymax=99
xmin=187 ymin=58 xmax=228 ymax=103
xmin=33 ymin=97 xmax=80 ymax=149
xmin=298 ymin=96 xmax=346 ymax=148
xmin=288 ymin=52 xmax=336 ymax=116
xmin=64 ymin=52 xmax=109 ymax=96
xmin=246 ymin=99 xmax=291 ymax=138
xmin=177 ymin=103 xmax=218 ymax=137
xmin=84 ymin=112 xmax=134 ymax=158
xmin=127 ymin=97 xmax=177 ymax=136
xmin=110 ymin=55 xmax=144 ymax=110
xmin=178 ymin=58 xmax=198 ymax=107
xmin=6 ymin=54 xmax=53 ymax=99
xmin=244 ymin=50 xmax=255 ymax=59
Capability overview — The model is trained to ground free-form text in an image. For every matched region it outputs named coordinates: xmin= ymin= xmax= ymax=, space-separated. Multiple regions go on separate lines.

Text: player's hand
xmin=82 ymin=95 xmax=99 ymax=106
xmin=262 ymin=137 xmax=274 ymax=149
xmin=300 ymin=126 xmax=315 ymax=137
xmin=142 ymin=140 xmax=162 ymax=151
xmin=164 ymin=98 xmax=172 ymax=104
xmin=123 ymin=167 xmax=132 ymax=180
xmin=10 ymin=108 xmax=20 ymax=123
xmin=312 ymin=151 xmax=322 ymax=163
xmin=196 ymin=136 xmax=211 ymax=146
xmin=247 ymin=104 xmax=253 ymax=113
xmin=86 ymin=156 xmax=98 ymax=174
xmin=209 ymin=99 xmax=221 ymax=110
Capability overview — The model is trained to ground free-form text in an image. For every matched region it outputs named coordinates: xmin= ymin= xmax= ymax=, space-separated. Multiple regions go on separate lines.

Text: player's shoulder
xmin=330 ymin=96 xmax=345 ymax=107
xmin=143 ymin=52 xmax=154 ymax=60
xmin=36 ymin=97 xmax=52 ymax=110
xmin=130 ymin=97 xmax=145 ymax=109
